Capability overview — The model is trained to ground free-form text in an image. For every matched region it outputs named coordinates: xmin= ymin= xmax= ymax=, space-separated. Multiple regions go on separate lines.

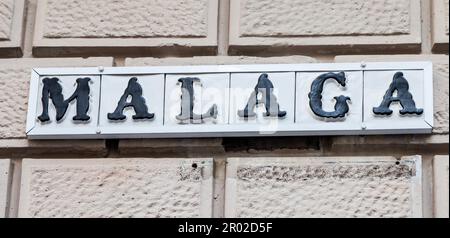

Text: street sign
xmin=26 ymin=62 xmax=433 ymax=139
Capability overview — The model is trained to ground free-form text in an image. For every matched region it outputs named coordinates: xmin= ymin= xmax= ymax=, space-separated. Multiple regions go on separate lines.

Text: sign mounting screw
xmin=96 ymin=129 xmax=101 ymax=134
xmin=98 ymin=66 xmax=104 ymax=73
xmin=360 ymin=62 xmax=367 ymax=68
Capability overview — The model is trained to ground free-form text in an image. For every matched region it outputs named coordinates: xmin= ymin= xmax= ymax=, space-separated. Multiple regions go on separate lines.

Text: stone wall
xmin=0 ymin=0 xmax=448 ymax=218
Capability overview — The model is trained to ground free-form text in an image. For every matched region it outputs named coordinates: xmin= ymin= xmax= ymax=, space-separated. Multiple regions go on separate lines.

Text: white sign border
xmin=26 ymin=62 xmax=434 ymax=139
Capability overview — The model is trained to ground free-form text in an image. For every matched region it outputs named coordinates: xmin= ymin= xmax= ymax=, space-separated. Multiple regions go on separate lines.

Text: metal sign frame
xmin=26 ymin=62 xmax=433 ymax=139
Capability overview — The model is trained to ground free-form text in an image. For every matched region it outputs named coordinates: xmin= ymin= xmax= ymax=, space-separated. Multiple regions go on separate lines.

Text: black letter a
xmin=373 ymin=72 xmax=423 ymax=116
xmin=108 ymin=77 xmax=154 ymax=120
xmin=238 ymin=73 xmax=286 ymax=118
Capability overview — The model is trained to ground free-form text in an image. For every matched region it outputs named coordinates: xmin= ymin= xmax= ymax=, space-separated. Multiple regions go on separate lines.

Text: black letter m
xmin=38 ymin=77 xmax=91 ymax=122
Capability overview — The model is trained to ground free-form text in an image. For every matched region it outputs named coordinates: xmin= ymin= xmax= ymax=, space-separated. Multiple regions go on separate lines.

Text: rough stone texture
xmin=0 ymin=58 xmax=113 ymax=139
xmin=229 ymin=0 xmax=421 ymax=54
xmin=44 ymin=0 xmax=208 ymax=38
xmin=0 ymin=65 xmax=28 ymax=139
xmin=225 ymin=157 xmax=422 ymax=218
xmin=33 ymin=0 xmax=218 ymax=56
xmin=0 ymin=0 xmax=14 ymax=40
xmin=434 ymin=62 xmax=450 ymax=134
xmin=125 ymin=56 xmax=316 ymax=66
xmin=0 ymin=0 xmax=25 ymax=57
xmin=0 ymin=159 xmax=10 ymax=218
xmin=19 ymin=158 xmax=213 ymax=218
xmin=446 ymin=0 xmax=450 ymax=34
xmin=335 ymin=55 xmax=449 ymax=134
xmin=433 ymin=155 xmax=449 ymax=218
xmin=240 ymin=0 xmax=410 ymax=37
xmin=432 ymin=0 xmax=450 ymax=52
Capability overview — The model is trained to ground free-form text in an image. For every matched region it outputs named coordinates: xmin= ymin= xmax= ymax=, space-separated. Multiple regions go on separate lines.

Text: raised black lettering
xmin=108 ymin=77 xmax=154 ymax=120
xmin=176 ymin=77 xmax=218 ymax=122
xmin=308 ymin=72 xmax=350 ymax=119
xmin=373 ymin=72 xmax=423 ymax=115
xmin=38 ymin=77 xmax=91 ymax=122
xmin=238 ymin=73 xmax=286 ymax=118
xmin=67 ymin=77 xmax=91 ymax=121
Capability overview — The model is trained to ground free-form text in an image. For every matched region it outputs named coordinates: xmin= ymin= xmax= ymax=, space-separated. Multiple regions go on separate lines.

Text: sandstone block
xmin=33 ymin=0 xmax=218 ymax=56
xmin=433 ymin=155 xmax=449 ymax=218
xmin=0 ymin=0 xmax=25 ymax=57
xmin=229 ymin=0 xmax=422 ymax=54
xmin=0 ymin=159 xmax=10 ymax=218
xmin=19 ymin=158 xmax=213 ymax=218
xmin=432 ymin=0 xmax=449 ymax=52
xmin=225 ymin=156 xmax=423 ymax=218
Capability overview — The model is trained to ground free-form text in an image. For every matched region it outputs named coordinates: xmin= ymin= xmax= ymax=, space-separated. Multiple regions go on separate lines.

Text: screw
xmin=96 ymin=129 xmax=101 ymax=134
xmin=98 ymin=66 xmax=104 ymax=73
xmin=360 ymin=62 xmax=367 ymax=68
xmin=362 ymin=124 xmax=367 ymax=130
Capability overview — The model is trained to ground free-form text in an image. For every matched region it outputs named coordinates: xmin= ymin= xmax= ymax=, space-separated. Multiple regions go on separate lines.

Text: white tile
xmin=32 ymin=75 xmax=101 ymax=135
xmin=99 ymin=75 xmax=165 ymax=134
xmin=230 ymin=72 xmax=295 ymax=132
xmin=164 ymin=73 xmax=230 ymax=126
xmin=364 ymin=70 xmax=427 ymax=130
xmin=296 ymin=71 xmax=363 ymax=131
